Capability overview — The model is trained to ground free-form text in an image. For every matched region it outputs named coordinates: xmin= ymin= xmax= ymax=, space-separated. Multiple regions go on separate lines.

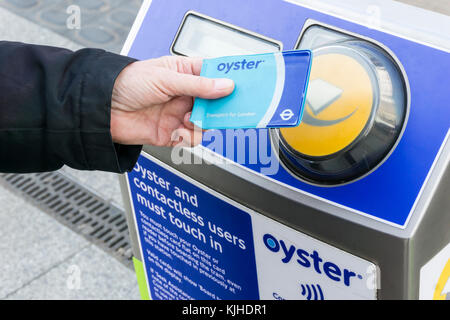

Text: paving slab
xmin=0 ymin=186 xmax=90 ymax=299
xmin=0 ymin=0 xmax=143 ymax=53
xmin=5 ymin=245 xmax=140 ymax=300
xmin=0 ymin=6 xmax=82 ymax=50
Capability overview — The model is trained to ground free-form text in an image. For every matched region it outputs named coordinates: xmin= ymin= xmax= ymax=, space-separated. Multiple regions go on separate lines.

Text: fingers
xmin=170 ymin=113 xmax=204 ymax=147
xmin=183 ymin=112 xmax=207 ymax=134
xmin=171 ymin=113 xmax=204 ymax=147
xmin=144 ymin=56 xmax=204 ymax=75
xmin=171 ymin=126 xmax=203 ymax=147
xmin=142 ymin=56 xmax=235 ymax=99
xmin=183 ymin=112 xmax=195 ymax=130
xmin=158 ymin=69 xmax=235 ymax=99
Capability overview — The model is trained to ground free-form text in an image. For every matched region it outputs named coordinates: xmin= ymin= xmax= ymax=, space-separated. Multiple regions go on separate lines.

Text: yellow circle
xmin=280 ymin=52 xmax=374 ymax=157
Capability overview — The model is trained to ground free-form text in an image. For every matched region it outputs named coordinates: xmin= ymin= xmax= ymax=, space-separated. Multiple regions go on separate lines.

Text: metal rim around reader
xmin=270 ymin=39 xmax=409 ymax=186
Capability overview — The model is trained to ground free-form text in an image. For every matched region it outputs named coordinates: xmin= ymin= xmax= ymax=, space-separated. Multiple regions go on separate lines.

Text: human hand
xmin=110 ymin=56 xmax=234 ymax=147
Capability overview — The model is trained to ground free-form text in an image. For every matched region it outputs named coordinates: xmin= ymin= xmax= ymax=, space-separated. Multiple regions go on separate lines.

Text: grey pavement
xmin=0 ymin=5 xmax=139 ymax=299
xmin=0 ymin=0 xmax=143 ymax=53
xmin=0 ymin=5 xmax=82 ymax=49
xmin=0 ymin=184 xmax=140 ymax=300
xmin=395 ymin=0 xmax=450 ymax=16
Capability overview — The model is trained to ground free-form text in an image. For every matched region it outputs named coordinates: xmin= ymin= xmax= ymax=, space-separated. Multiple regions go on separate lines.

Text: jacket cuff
xmin=79 ymin=50 xmax=142 ymax=173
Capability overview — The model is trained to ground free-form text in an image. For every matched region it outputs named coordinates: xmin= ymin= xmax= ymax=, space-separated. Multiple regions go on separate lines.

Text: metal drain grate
xmin=0 ymin=171 xmax=133 ymax=269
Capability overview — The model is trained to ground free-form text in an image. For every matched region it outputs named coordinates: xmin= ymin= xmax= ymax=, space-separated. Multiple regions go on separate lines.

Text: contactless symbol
xmin=433 ymin=259 xmax=450 ymax=300
xmin=300 ymin=283 xmax=324 ymax=300
xmin=280 ymin=109 xmax=294 ymax=121
xmin=280 ymin=52 xmax=375 ymax=157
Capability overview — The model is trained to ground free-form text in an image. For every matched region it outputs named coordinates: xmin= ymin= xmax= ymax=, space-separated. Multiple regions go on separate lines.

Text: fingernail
xmin=214 ymin=78 xmax=234 ymax=91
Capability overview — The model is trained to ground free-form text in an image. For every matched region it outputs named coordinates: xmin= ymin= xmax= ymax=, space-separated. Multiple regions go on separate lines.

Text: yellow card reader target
xmin=272 ymin=39 xmax=407 ymax=185
xmin=280 ymin=50 xmax=376 ymax=158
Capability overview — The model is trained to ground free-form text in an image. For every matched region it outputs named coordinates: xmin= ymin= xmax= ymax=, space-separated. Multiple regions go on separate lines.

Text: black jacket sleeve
xmin=0 ymin=41 xmax=142 ymax=173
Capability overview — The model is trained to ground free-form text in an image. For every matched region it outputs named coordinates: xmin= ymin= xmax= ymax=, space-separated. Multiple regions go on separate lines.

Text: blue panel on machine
xmin=126 ymin=0 xmax=450 ymax=227
xmin=127 ymin=154 xmax=259 ymax=300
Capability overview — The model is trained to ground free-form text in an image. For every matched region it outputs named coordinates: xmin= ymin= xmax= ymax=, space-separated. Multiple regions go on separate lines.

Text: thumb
xmin=158 ymin=70 xmax=235 ymax=99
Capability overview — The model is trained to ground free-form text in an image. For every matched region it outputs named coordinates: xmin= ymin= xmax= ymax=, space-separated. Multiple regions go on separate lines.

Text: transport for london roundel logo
xmin=280 ymin=52 xmax=375 ymax=157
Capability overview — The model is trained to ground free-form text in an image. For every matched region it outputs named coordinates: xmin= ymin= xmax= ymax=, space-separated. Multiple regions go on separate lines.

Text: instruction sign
xmin=126 ymin=152 xmax=377 ymax=300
